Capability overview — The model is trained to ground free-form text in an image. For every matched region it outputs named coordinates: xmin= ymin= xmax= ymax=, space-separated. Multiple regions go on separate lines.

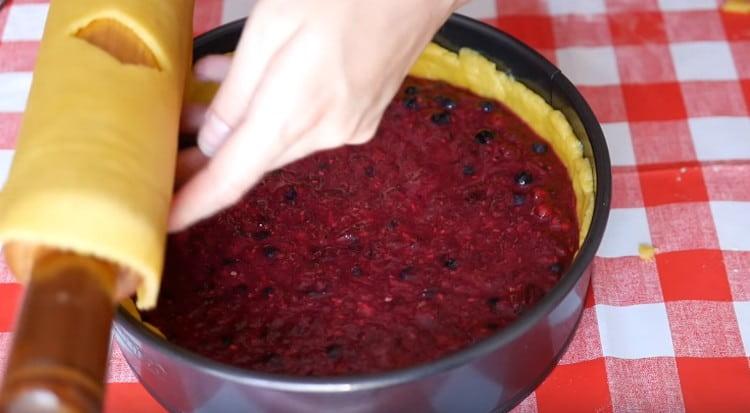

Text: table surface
xmin=1 ymin=0 xmax=749 ymax=412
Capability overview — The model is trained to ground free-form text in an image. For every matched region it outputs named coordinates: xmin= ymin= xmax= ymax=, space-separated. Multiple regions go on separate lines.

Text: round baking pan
xmin=113 ymin=15 xmax=611 ymax=413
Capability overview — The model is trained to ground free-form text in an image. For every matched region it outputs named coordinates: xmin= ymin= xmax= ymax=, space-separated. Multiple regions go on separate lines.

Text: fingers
xmin=180 ymin=104 xmax=206 ymax=134
xmin=193 ymin=55 xmax=232 ymax=82
xmin=196 ymin=15 xmax=304 ymax=157
xmin=174 ymin=147 xmax=209 ymax=190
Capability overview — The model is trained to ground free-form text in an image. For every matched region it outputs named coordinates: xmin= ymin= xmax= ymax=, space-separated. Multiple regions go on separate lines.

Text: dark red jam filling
xmin=143 ymin=77 xmax=580 ymax=377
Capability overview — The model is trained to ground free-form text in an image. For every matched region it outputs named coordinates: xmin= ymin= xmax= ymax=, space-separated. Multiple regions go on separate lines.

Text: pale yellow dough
xmin=723 ymin=0 xmax=750 ymax=13
xmin=0 ymin=0 xmax=194 ymax=309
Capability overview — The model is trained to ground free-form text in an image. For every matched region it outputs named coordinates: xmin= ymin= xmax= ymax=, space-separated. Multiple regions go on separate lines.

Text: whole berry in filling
xmin=144 ymin=77 xmax=580 ymax=377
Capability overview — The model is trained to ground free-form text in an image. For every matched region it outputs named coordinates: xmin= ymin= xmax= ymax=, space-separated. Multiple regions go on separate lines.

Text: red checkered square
xmin=703 ymin=164 xmax=750 ymax=201
xmin=622 ymin=83 xmax=687 ymax=121
xmin=559 ymin=308 xmax=602 ymax=364
xmin=552 ymin=14 xmax=612 ymax=47
xmin=535 ymin=359 xmax=612 ymax=413
xmin=0 ymin=113 xmax=21 ymax=149
xmin=743 ymin=79 xmax=750 ymax=107
xmin=511 ymin=393 xmax=537 ymax=413
xmin=667 ymin=301 xmax=746 ymax=357
xmin=646 ymin=202 xmax=720 ymax=252
xmin=656 ymin=250 xmax=733 ymax=301
xmin=577 ymin=85 xmax=628 ymax=122
xmin=630 ymin=120 xmax=696 ymax=164
xmin=722 ymin=251 xmax=750 ymax=301
xmin=681 ymin=80 xmax=748 ymax=117
xmin=733 ymin=42 xmax=750 ymax=79
xmin=104 ymin=383 xmax=166 ymax=413
xmin=494 ymin=15 xmax=555 ymax=50
xmin=605 ymin=0 xmax=661 ymax=12
xmin=497 ymin=0 xmax=547 ymax=16
xmin=0 ymin=42 xmax=38 ymax=72
xmin=537 ymin=48 xmax=557 ymax=65
xmin=0 ymin=283 xmax=21 ymax=332
xmin=615 ymin=44 xmax=677 ymax=84
xmin=611 ymin=168 xmax=644 ymax=208
xmin=639 ymin=163 xmax=710 ymax=207
xmin=663 ymin=10 xmax=727 ymax=42
xmin=608 ymin=11 xmax=668 ymax=45
xmin=592 ymin=256 xmax=663 ymax=305
xmin=193 ymin=0 xmax=223 ymax=36
xmin=721 ymin=9 xmax=750 ymax=41
xmin=605 ymin=358 xmax=684 ymax=412
xmin=676 ymin=357 xmax=750 ymax=412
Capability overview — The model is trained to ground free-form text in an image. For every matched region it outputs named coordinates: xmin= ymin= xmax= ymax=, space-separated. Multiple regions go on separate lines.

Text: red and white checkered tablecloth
xmin=1 ymin=0 xmax=749 ymax=411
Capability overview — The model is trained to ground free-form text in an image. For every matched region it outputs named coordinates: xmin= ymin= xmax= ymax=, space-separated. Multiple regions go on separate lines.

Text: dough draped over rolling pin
xmin=0 ymin=0 xmax=195 ymax=309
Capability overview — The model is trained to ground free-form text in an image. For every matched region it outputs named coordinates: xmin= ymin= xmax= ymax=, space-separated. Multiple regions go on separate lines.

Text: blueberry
xmin=462 ymin=165 xmax=476 ymax=176
xmin=325 ymin=344 xmax=343 ymax=360
xmin=364 ymin=165 xmax=375 ymax=177
xmin=222 ymin=257 xmax=240 ymax=266
xmin=351 ymin=265 xmax=363 ymax=277
xmin=399 ymin=266 xmax=415 ymax=281
xmin=261 ymin=286 xmax=275 ymax=299
xmin=405 ymin=86 xmax=418 ymax=96
xmin=403 ymin=97 xmax=418 ymax=110
xmin=475 ymin=130 xmax=495 ymax=145
xmin=512 ymin=193 xmax=526 ymax=206
xmin=284 ymin=186 xmax=298 ymax=202
xmin=515 ymin=171 xmax=533 ymax=186
xmin=420 ymin=287 xmax=439 ymax=300
xmin=549 ymin=263 xmax=562 ymax=274
xmin=431 ymin=111 xmax=451 ymax=125
xmin=263 ymin=245 xmax=279 ymax=259
xmin=262 ymin=353 xmax=283 ymax=367
xmin=443 ymin=257 xmax=459 ymax=270
xmin=480 ymin=101 xmax=495 ymax=113
xmin=251 ymin=230 xmax=271 ymax=241
xmin=532 ymin=142 xmax=548 ymax=154
xmin=438 ymin=96 xmax=457 ymax=110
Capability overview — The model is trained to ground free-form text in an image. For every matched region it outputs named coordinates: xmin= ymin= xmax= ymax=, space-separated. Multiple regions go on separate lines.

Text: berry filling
xmin=143 ymin=77 xmax=580 ymax=377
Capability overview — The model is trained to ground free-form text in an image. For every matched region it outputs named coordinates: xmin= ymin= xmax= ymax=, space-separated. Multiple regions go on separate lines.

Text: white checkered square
xmin=0 ymin=72 xmax=32 ymax=112
xmin=0 ymin=150 xmax=14 ymax=190
xmin=734 ymin=301 xmax=750 ymax=356
xmin=557 ymin=46 xmax=620 ymax=86
xmin=221 ymin=0 xmax=256 ymax=23
xmin=0 ymin=255 xmax=12 ymax=284
xmin=658 ymin=0 xmax=719 ymax=11
xmin=670 ymin=42 xmax=738 ymax=81
xmin=596 ymin=303 xmax=675 ymax=359
xmin=597 ymin=208 xmax=652 ymax=258
xmin=548 ymin=0 xmax=606 ymax=15
xmin=1 ymin=4 xmax=49 ymax=42
xmin=106 ymin=341 xmax=138 ymax=383
xmin=690 ymin=117 xmax=750 ymax=161
xmin=667 ymin=301 xmax=746 ymax=357
xmin=711 ymin=201 xmax=750 ymax=251
xmin=602 ymin=122 xmax=636 ymax=166
xmin=457 ymin=0 xmax=499 ymax=18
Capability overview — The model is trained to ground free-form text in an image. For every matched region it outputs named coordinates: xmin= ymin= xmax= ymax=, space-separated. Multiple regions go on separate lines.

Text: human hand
xmin=169 ymin=0 xmax=466 ymax=231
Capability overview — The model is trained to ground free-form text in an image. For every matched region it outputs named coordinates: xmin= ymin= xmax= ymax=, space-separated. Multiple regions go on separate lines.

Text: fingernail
xmin=197 ymin=110 xmax=232 ymax=156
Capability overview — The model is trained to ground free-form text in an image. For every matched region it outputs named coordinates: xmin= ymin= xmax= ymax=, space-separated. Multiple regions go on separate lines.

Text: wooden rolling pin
xmin=0 ymin=1 xmax=194 ymax=412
